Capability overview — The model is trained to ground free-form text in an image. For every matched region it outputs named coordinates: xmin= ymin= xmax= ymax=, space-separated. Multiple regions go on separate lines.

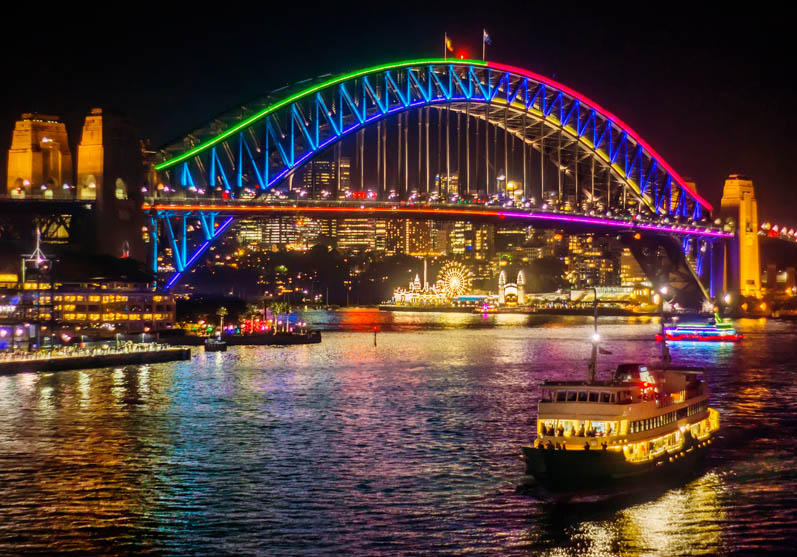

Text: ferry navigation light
xmin=591 ymin=332 xmax=600 ymax=343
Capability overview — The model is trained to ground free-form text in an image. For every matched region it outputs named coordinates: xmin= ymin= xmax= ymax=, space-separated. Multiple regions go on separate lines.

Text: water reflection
xmin=0 ymin=314 xmax=793 ymax=553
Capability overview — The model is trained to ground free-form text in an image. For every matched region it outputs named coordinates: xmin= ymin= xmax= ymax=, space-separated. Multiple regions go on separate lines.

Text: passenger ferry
xmin=655 ymin=314 xmax=742 ymax=342
xmin=522 ymin=363 xmax=720 ymax=491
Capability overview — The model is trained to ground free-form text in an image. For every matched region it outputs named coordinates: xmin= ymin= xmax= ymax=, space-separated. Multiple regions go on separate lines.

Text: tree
xmin=270 ymin=301 xmax=292 ymax=332
xmin=245 ymin=303 xmax=262 ymax=334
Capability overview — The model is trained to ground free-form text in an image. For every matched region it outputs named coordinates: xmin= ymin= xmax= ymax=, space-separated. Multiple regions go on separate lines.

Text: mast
xmin=588 ymin=287 xmax=598 ymax=383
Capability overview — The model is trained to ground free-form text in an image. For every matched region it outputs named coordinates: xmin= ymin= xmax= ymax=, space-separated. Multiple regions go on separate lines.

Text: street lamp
xmin=659 ymin=285 xmax=671 ymax=367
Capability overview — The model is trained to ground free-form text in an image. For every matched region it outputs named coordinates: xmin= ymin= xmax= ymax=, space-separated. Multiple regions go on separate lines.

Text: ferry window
xmin=600 ymin=392 xmax=610 ymax=403
xmin=578 ymin=391 xmax=588 ymax=402
xmin=588 ymin=392 xmax=598 ymax=402
xmin=556 ymin=391 xmax=567 ymax=402
xmin=542 ymin=390 xmax=553 ymax=402
xmin=567 ymin=391 xmax=578 ymax=402
xmin=610 ymin=393 xmax=616 ymax=403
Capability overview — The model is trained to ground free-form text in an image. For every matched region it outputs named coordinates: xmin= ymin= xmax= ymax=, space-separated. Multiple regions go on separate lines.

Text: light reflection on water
xmin=0 ymin=312 xmax=794 ymax=554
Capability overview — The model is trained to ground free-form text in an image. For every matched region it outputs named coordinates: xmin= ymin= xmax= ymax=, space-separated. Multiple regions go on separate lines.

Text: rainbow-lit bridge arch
xmin=149 ymin=59 xmax=729 ymax=304
xmin=155 ymin=58 xmax=710 ymax=217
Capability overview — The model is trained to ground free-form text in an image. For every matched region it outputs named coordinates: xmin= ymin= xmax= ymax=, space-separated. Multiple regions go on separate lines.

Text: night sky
xmin=3 ymin=3 xmax=793 ymax=220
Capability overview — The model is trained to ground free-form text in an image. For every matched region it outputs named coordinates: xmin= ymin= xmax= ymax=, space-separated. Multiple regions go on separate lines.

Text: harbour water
xmin=0 ymin=311 xmax=794 ymax=554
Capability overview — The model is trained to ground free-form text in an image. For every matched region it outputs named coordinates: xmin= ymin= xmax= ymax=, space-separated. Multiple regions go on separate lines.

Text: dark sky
xmin=3 ymin=3 xmax=794 ymax=220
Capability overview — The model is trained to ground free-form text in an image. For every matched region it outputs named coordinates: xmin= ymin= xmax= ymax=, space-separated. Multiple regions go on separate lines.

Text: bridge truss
xmin=147 ymin=58 xmax=728 ymax=306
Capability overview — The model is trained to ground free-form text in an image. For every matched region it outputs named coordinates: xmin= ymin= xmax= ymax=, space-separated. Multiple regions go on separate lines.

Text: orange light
xmin=633 ymin=232 xmax=641 ymax=240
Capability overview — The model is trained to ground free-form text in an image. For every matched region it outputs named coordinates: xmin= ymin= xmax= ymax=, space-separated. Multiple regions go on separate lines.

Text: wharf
xmin=0 ymin=346 xmax=191 ymax=375
xmin=163 ymin=331 xmax=321 ymax=346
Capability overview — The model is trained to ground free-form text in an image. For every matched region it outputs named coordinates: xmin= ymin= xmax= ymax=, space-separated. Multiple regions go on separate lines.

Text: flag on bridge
xmin=482 ymin=29 xmax=492 ymax=60
xmin=445 ymin=33 xmax=454 ymax=59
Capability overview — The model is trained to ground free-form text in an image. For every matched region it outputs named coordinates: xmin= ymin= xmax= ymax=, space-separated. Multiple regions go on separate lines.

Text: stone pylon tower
xmin=6 ymin=113 xmax=72 ymax=198
xmin=498 ymin=270 xmax=506 ymax=305
xmin=720 ymin=174 xmax=761 ymax=298
xmin=76 ymin=108 xmax=145 ymax=259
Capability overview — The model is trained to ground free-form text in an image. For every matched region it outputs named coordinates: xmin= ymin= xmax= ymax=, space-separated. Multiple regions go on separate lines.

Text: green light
xmin=156 ymin=58 xmax=488 ymax=170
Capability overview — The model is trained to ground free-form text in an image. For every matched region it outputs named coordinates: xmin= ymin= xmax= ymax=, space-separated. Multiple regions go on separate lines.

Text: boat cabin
xmin=535 ymin=364 xmax=714 ymax=454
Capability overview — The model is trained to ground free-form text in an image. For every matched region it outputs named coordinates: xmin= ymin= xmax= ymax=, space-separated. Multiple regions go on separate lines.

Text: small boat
xmin=521 ymin=363 xmax=720 ymax=492
xmin=656 ymin=314 xmax=743 ymax=342
xmin=204 ymin=338 xmax=228 ymax=352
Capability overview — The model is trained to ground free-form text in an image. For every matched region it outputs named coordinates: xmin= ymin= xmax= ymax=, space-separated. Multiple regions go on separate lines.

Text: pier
xmin=0 ymin=344 xmax=191 ymax=375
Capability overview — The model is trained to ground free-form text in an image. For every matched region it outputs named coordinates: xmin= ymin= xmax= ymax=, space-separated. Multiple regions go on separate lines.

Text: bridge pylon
xmin=720 ymin=174 xmax=761 ymax=298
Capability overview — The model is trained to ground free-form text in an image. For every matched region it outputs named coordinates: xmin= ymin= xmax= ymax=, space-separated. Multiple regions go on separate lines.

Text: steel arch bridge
xmin=146 ymin=58 xmax=731 ymax=306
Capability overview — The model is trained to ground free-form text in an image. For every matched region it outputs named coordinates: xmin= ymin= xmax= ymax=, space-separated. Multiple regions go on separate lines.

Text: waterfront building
xmin=0 ymin=247 xmax=175 ymax=339
xmin=498 ymin=269 xmax=526 ymax=306
xmin=1 ymin=273 xmax=175 ymax=336
xmin=564 ymin=234 xmax=619 ymax=288
xmin=391 ymin=260 xmax=475 ymax=306
xmin=620 ymin=247 xmax=649 ymax=286
xmin=391 ymin=274 xmax=448 ymax=306
xmin=6 ymin=113 xmax=73 ymax=198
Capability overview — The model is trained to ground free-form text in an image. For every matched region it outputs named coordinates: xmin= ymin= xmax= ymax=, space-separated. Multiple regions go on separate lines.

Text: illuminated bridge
xmin=145 ymin=58 xmax=734 ymax=308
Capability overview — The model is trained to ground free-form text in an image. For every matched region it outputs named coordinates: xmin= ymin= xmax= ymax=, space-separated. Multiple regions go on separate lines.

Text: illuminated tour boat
xmin=522 ymin=363 xmax=720 ymax=491
xmin=655 ymin=314 xmax=743 ymax=342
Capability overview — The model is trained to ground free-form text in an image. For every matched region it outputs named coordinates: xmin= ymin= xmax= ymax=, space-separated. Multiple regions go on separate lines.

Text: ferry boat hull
xmin=655 ymin=332 xmax=743 ymax=342
xmin=522 ymin=435 xmax=712 ymax=491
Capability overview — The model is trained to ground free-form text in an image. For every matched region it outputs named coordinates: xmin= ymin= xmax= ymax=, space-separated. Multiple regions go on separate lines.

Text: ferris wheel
xmin=436 ymin=261 xmax=474 ymax=299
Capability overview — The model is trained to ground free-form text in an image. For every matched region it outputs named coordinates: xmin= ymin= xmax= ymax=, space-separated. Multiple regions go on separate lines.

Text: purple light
xmin=497 ymin=211 xmax=732 ymax=238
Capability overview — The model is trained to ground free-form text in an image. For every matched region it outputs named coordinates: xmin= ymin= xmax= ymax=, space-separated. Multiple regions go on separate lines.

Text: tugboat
xmin=521 ymin=299 xmax=720 ymax=492
xmin=656 ymin=313 xmax=743 ymax=342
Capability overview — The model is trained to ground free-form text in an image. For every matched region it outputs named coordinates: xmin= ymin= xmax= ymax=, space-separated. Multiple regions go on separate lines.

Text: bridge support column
xmin=710 ymin=240 xmax=726 ymax=300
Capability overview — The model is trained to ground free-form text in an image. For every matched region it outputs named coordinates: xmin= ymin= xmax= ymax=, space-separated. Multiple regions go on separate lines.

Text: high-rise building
xmin=337 ymin=219 xmax=375 ymax=252
xmin=374 ymin=220 xmax=387 ymax=252
xmin=385 ymin=220 xmax=405 ymax=255
xmin=236 ymin=219 xmax=263 ymax=243
xmin=404 ymin=220 xmax=433 ymax=255
xmin=302 ymin=156 xmax=350 ymax=196
xmin=448 ymin=222 xmax=493 ymax=260
xmin=6 ymin=113 xmax=73 ymax=198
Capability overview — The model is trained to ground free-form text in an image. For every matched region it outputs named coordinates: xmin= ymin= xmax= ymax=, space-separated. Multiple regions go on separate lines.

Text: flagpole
xmin=482 ymin=30 xmax=485 ymax=61
xmin=444 ymin=33 xmax=448 ymax=60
